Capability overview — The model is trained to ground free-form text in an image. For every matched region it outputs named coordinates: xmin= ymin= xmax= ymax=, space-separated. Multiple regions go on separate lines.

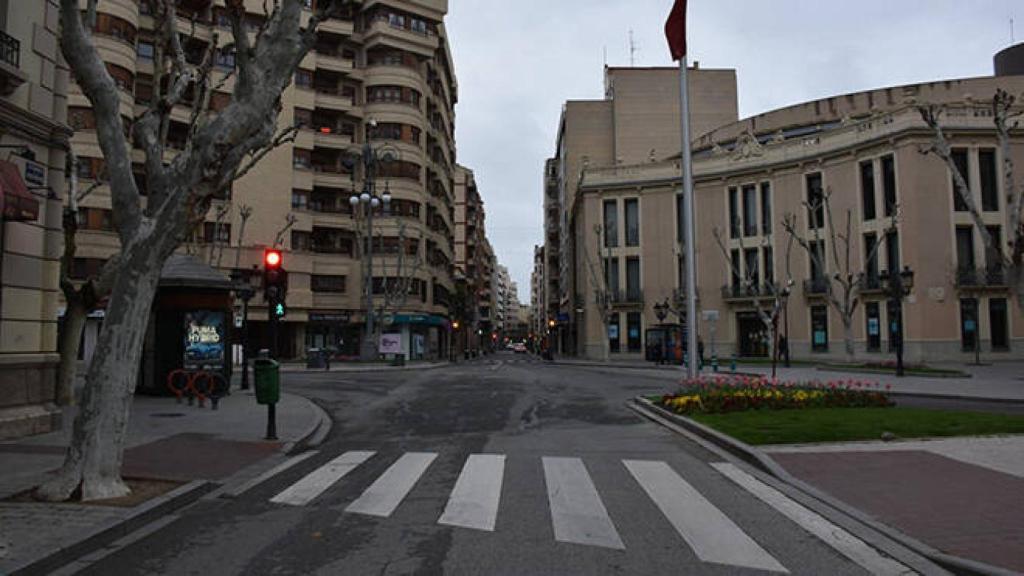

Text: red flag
xmin=664 ymin=0 xmax=687 ymax=61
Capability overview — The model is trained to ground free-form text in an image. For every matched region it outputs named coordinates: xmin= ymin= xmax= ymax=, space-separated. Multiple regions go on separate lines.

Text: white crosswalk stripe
xmin=345 ymin=452 xmax=438 ymax=517
xmin=711 ymin=462 xmax=912 ymax=576
xmin=624 ymin=459 xmax=787 ymax=572
xmin=266 ymin=451 xmax=895 ymax=571
xmin=269 ymin=450 xmax=375 ymax=506
xmin=438 ymin=454 xmax=505 ymax=531
xmin=542 ymin=457 xmax=624 ymax=550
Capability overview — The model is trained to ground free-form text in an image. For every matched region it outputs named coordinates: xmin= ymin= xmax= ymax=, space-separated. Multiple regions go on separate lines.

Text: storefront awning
xmin=0 ymin=160 xmax=39 ymax=221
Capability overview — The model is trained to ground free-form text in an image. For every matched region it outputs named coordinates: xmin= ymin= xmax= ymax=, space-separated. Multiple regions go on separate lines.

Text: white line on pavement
xmin=346 ymin=452 xmax=438 ymax=517
xmin=269 ymin=451 xmax=375 ymax=506
xmin=227 ymin=450 xmax=319 ymax=498
xmin=624 ymin=460 xmax=788 ymax=573
xmin=711 ymin=462 xmax=913 ymax=576
xmin=438 ymin=454 xmax=506 ymax=531
xmin=542 ymin=457 xmax=625 ymax=550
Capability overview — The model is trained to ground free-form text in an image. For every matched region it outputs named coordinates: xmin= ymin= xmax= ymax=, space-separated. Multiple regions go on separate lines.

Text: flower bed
xmin=659 ymin=375 xmax=893 ymax=415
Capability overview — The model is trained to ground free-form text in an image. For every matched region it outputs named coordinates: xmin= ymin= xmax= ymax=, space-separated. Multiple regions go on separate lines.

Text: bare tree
xmin=273 ymin=213 xmax=297 ymax=249
xmin=583 ymin=225 xmax=613 ymax=361
xmin=207 ymin=201 xmax=232 ymax=267
xmin=712 ymin=227 xmax=792 ymax=375
xmin=781 ymin=189 xmax=894 ymax=362
xmin=55 ymin=151 xmax=113 ymax=406
xmin=232 ymin=204 xmax=253 ymax=270
xmin=918 ymin=90 xmax=1024 ymax=307
xmin=39 ymin=0 xmax=355 ymax=502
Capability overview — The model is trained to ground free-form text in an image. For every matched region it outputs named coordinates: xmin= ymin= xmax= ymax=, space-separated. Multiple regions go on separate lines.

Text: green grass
xmin=690 ymin=407 xmax=1024 ymax=445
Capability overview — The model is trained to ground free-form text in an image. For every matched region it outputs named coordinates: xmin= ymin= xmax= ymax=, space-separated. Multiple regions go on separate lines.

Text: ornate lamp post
xmin=880 ymin=266 xmax=914 ymax=377
xmin=347 ymin=128 xmax=396 ymax=362
xmin=653 ymin=300 xmax=669 ymax=364
xmin=230 ymin=268 xmax=256 ymax=390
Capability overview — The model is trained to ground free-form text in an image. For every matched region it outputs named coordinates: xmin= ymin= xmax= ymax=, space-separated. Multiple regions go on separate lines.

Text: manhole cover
xmin=150 ymin=413 xmax=185 ymax=418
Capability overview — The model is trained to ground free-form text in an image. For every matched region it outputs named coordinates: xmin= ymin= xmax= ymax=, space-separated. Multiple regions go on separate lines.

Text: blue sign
xmin=608 ymin=325 xmax=619 ymax=339
xmin=964 ymin=319 xmax=976 ymax=332
xmin=556 ymin=312 xmax=570 ymax=322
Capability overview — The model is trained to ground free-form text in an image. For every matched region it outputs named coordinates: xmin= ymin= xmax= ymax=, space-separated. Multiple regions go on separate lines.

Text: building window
xmin=730 ymin=249 xmax=741 ymax=290
xmin=200 ymin=222 xmax=231 ymax=243
xmin=885 ymin=230 xmax=899 ymax=275
xmin=68 ymin=106 xmax=96 ymax=130
xmin=604 ymin=256 xmax=619 ymax=297
xmin=295 ymin=69 xmax=313 ymax=88
xmin=728 ymin=187 xmax=739 ymax=238
xmin=742 ymin=184 xmax=757 ymax=237
xmin=810 ymin=240 xmax=825 ymax=280
xmin=865 ymin=301 xmax=881 ymax=352
xmin=989 ymin=298 xmax=1009 ymax=351
xmin=311 ymin=275 xmax=346 ymax=293
xmin=136 ymin=40 xmax=154 ymax=61
xmin=603 ymin=199 xmax=618 ymax=248
xmin=608 ymin=312 xmax=620 ymax=354
xmin=960 ymin=298 xmax=979 ymax=352
xmin=951 ymin=148 xmax=969 ymax=212
xmin=627 ymin=312 xmax=642 ymax=352
xmin=811 ymin=305 xmax=828 ymax=352
xmin=215 ymin=48 xmax=235 ymax=70
xmin=291 ymin=190 xmax=308 ymax=209
xmin=806 ymin=172 xmax=824 ymax=229
xmin=985 ymin=226 xmax=1003 ymax=273
xmin=291 ymin=230 xmax=310 ymax=251
xmin=886 ymin=299 xmax=900 ymax=352
xmin=955 ymin=226 xmax=975 ymax=272
xmin=676 ymin=193 xmax=685 ymax=244
xmin=293 ymin=149 xmax=311 ymax=169
xmin=293 ymin=108 xmax=312 ymax=128
xmin=979 ymin=148 xmax=999 ymax=212
xmin=624 ymin=198 xmax=639 ymax=246
xmin=762 ymin=246 xmax=774 ymax=286
xmin=625 ymin=257 xmax=640 ymax=301
xmin=760 ymin=182 xmax=772 ymax=235
xmin=881 ymin=155 xmax=896 ymax=217
xmin=860 ymin=160 xmax=876 ymax=221
xmin=864 ymin=233 xmax=879 ymax=282
xmin=744 ymin=248 xmax=759 ymax=286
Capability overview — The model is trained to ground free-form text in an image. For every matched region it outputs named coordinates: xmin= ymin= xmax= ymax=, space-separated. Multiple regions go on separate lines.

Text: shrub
xmin=659 ymin=375 xmax=892 ymax=415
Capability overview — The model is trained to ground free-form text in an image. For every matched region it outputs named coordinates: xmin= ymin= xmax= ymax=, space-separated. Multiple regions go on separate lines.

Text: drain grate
xmin=150 ymin=412 xmax=185 ymax=418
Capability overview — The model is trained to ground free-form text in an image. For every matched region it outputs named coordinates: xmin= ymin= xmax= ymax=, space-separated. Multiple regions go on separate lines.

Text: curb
xmin=8 ymin=480 xmax=217 ymax=576
xmin=279 ymin=362 xmax=450 ymax=374
xmin=278 ymin=392 xmax=333 ymax=455
xmin=630 ymin=397 xmax=1018 ymax=576
xmin=817 ymin=365 xmax=971 ymax=379
xmin=887 ymin=390 xmax=1024 ymax=405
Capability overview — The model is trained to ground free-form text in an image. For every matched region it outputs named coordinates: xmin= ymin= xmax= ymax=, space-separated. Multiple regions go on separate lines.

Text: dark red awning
xmin=0 ymin=160 xmax=39 ymax=221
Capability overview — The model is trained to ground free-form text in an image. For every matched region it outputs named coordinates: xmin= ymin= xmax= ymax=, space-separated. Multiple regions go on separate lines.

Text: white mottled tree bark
xmin=38 ymin=0 xmax=351 ymax=502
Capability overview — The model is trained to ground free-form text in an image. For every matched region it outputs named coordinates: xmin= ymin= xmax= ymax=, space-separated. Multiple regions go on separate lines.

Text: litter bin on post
xmin=253 ymin=358 xmax=280 ymax=439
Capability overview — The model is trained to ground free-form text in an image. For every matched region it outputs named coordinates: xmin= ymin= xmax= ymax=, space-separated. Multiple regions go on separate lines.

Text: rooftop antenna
xmin=603 ymin=45 xmax=607 ymax=68
xmin=628 ymin=29 xmax=638 ymax=67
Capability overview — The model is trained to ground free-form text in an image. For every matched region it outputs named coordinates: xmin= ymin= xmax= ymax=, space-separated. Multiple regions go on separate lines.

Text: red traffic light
xmin=264 ymin=249 xmax=282 ymax=268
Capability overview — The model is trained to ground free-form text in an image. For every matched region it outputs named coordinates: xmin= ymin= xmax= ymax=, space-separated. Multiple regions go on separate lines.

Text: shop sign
xmin=184 ymin=310 xmax=225 ymax=369
xmin=379 ymin=332 xmax=403 ymax=354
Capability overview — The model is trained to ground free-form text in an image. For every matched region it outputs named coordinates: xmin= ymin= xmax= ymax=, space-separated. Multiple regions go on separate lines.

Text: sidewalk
xmin=0 ymin=384 xmax=328 ymax=574
xmin=553 ymin=355 xmax=1024 ymax=401
xmin=278 ymin=359 xmax=450 ymax=373
xmin=764 ymin=437 xmax=1024 ymax=573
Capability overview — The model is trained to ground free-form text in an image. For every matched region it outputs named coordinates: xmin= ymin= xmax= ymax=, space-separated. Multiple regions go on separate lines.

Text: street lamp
xmin=879 ymin=266 xmax=914 ymax=377
xmin=652 ymin=300 xmax=669 ymax=365
xmin=347 ymin=133 xmax=397 ymax=362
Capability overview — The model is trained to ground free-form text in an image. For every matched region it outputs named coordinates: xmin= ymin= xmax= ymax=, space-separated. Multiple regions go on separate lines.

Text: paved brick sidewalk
xmin=0 ymin=385 xmax=326 ymax=574
xmin=765 ymin=438 xmax=1024 ymax=572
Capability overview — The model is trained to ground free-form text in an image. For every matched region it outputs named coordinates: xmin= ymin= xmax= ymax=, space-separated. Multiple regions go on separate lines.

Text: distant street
xmin=73 ymin=354 xmax=922 ymax=575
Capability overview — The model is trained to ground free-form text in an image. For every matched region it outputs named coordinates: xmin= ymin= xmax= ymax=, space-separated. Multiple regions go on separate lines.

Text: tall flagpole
xmin=679 ymin=57 xmax=698 ymax=380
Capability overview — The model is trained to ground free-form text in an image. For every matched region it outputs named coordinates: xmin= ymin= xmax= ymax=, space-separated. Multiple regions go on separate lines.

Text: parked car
xmin=512 ymin=342 xmax=527 ymax=354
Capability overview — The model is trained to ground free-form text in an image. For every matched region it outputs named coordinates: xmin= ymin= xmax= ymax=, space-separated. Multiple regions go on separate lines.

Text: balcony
xmin=856 ymin=274 xmax=885 ymax=295
xmin=803 ymin=277 xmax=830 ymax=298
xmin=0 ymin=30 xmax=26 ymax=96
xmin=609 ymin=289 xmax=644 ymax=307
xmin=721 ymin=283 xmax=778 ymax=302
xmin=956 ymin=266 xmax=1008 ymax=290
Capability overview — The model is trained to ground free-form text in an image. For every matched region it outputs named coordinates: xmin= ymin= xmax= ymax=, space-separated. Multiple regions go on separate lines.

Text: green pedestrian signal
xmin=274 ymin=302 xmax=286 ymax=318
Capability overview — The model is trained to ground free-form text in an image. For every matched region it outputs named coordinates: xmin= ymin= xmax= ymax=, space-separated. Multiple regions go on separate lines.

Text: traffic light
xmin=273 ymin=301 xmax=287 ymax=319
xmin=263 ymin=248 xmax=288 ymax=306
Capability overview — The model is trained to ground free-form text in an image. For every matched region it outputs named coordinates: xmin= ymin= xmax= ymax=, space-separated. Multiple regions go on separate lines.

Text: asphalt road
xmin=71 ymin=354 xmax=925 ymax=575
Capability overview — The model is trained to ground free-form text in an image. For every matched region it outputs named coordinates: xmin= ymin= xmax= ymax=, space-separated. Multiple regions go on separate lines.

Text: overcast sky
xmin=445 ymin=0 xmax=1023 ymax=301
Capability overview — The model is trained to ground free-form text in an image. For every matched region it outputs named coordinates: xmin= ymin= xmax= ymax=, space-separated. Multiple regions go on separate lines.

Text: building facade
xmin=568 ymin=62 xmax=1024 ymax=362
xmin=67 ymin=0 xmax=459 ymax=362
xmin=0 ymin=0 xmax=71 ymax=437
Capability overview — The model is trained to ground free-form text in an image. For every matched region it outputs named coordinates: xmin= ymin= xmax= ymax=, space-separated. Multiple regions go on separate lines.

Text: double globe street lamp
xmin=346 ymin=123 xmax=398 ymax=361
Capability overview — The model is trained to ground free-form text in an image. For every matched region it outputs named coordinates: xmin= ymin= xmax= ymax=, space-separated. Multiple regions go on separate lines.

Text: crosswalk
xmin=264 ymin=450 xmax=911 ymax=574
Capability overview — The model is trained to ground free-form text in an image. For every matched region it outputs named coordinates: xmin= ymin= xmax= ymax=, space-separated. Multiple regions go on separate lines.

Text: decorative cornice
xmin=0 ymin=98 xmax=72 ymax=149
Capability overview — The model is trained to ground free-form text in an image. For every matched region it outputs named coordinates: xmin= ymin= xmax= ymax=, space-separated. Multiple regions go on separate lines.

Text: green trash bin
xmin=253 ymin=358 xmax=280 ymax=405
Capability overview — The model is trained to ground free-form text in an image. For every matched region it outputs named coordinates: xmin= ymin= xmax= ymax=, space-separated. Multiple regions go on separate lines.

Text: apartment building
xmin=68 ymin=0 xmax=459 ymax=362
xmin=453 ymin=163 xmax=495 ymax=354
xmin=0 ymin=0 xmax=71 ymax=438
xmin=530 ymin=244 xmax=544 ymax=340
xmin=568 ymin=56 xmax=1024 ymax=362
xmin=548 ymin=65 xmax=739 ymax=358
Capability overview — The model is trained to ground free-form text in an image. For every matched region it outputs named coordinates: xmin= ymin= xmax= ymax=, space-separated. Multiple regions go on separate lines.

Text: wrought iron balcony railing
xmin=803 ymin=276 xmax=830 ymax=297
xmin=0 ymin=30 xmax=20 ymax=69
xmin=956 ymin=266 xmax=1007 ymax=289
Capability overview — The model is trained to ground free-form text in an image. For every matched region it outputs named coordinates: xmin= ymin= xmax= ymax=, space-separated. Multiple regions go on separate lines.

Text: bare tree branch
xmin=273 ymin=213 xmax=297 ymax=248
xmin=234 ymin=204 xmax=253 ymax=270
xmin=232 ymin=125 xmax=300 ymax=182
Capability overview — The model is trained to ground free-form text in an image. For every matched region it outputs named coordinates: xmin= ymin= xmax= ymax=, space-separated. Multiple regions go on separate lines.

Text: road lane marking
xmin=624 ymin=459 xmax=788 ymax=573
xmin=711 ymin=462 xmax=912 ymax=576
xmin=270 ymin=450 xmax=375 ymax=506
xmin=542 ymin=457 xmax=624 ymax=550
xmin=346 ymin=452 xmax=438 ymax=517
xmin=227 ymin=450 xmax=319 ymax=498
xmin=438 ymin=454 xmax=505 ymax=531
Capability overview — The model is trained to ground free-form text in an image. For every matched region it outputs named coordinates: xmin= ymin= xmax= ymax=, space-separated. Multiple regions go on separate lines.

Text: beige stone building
xmin=67 ymin=0 xmax=459 ymax=362
xmin=453 ymin=163 xmax=495 ymax=354
xmin=566 ymin=62 xmax=1024 ymax=363
xmin=0 ymin=0 xmax=71 ymax=437
xmin=548 ymin=65 xmax=739 ymax=357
